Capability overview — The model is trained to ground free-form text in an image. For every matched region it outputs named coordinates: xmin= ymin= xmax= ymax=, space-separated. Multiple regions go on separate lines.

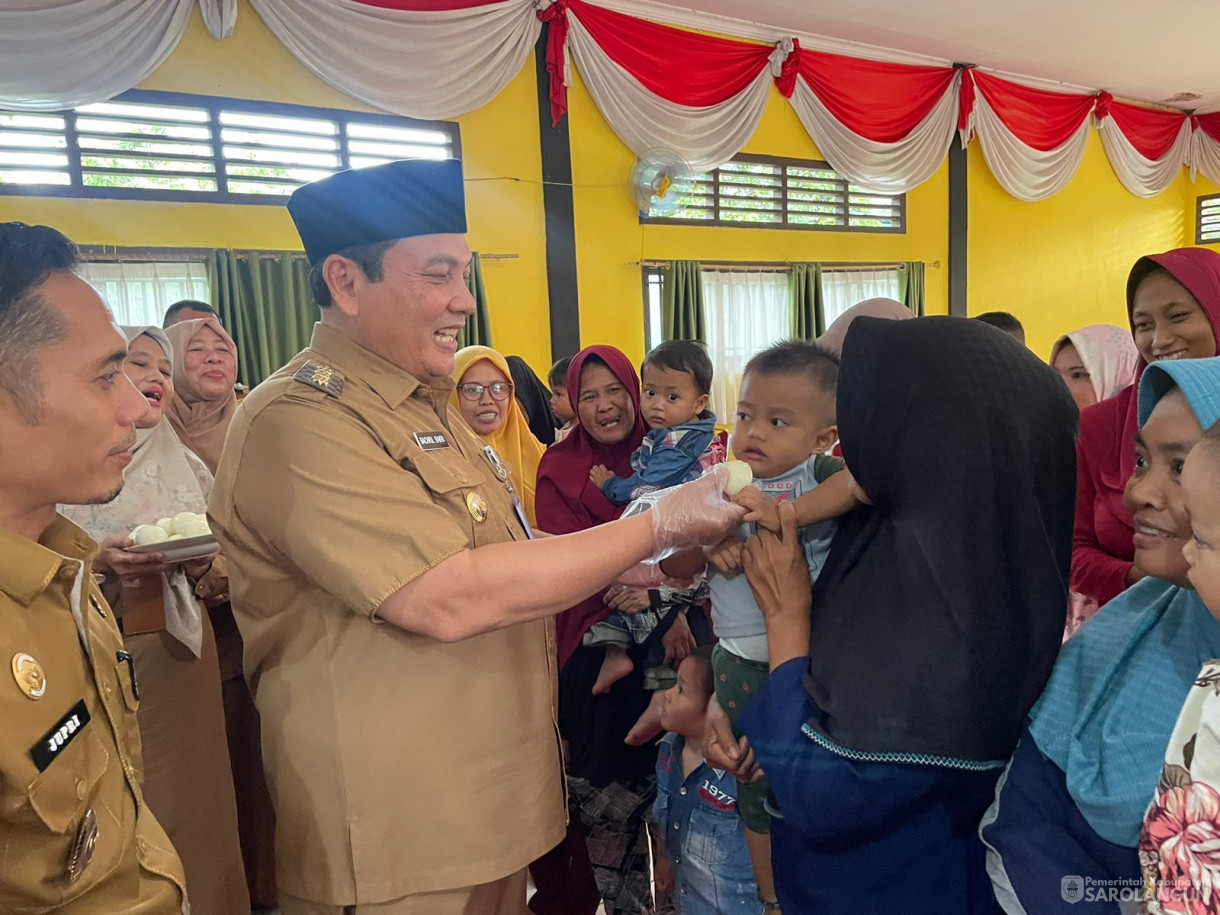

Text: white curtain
xmin=79 ymin=261 xmax=210 ymax=327
xmin=701 ymin=271 xmax=791 ymax=422
xmin=820 ymin=269 xmax=902 ymax=327
xmin=249 ymin=0 xmax=539 ymax=120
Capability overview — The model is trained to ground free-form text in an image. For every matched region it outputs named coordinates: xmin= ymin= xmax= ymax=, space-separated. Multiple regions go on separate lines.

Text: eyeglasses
xmin=457 ymin=381 xmax=514 ymax=402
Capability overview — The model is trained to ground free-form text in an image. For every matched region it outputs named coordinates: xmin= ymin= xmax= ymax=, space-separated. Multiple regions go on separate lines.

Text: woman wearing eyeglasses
xmin=452 ymin=346 xmax=547 ymax=528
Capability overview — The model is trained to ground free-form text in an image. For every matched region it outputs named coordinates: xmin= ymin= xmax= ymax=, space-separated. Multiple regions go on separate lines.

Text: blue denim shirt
xmin=601 ymin=411 xmax=718 ymax=505
xmin=653 ymin=734 xmax=759 ymax=913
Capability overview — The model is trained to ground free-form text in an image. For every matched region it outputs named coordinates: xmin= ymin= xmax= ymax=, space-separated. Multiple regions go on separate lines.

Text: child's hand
xmin=654 ymin=852 xmax=674 ymax=895
xmin=605 ymin=587 xmax=651 ymax=614
xmin=706 ymin=535 xmax=745 ymax=575
xmin=735 ymin=485 xmax=780 ymax=533
xmin=589 ymin=464 xmax=614 ymax=488
xmin=661 ymin=612 xmax=696 ymax=665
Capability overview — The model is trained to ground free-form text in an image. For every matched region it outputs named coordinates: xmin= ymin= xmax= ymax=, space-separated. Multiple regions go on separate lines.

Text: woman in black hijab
xmin=735 ymin=316 xmax=1077 ymax=913
xmin=506 ymin=355 xmax=557 ymax=446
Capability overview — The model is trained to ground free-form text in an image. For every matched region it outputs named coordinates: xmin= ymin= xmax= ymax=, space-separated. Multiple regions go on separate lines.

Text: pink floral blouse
xmin=1140 ymin=660 xmax=1220 ymax=914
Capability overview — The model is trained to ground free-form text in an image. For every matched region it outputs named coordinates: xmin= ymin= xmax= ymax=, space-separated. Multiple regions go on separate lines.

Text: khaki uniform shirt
xmin=0 ymin=516 xmax=187 ymax=914
xmin=208 ymin=323 xmax=565 ymax=905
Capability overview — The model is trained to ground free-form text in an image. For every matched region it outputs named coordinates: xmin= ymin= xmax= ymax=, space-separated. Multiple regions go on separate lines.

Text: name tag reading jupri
xmin=413 ymin=431 xmax=451 ymax=451
xmin=31 ymin=699 xmax=91 ymax=772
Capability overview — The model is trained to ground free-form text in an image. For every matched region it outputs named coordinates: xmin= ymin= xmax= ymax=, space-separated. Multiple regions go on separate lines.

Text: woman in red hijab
xmin=1073 ymin=248 xmax=1220 ymax=606
xmin=533 ymin=346 xmax=659 ymax=915
xmin=536 ymin=346 xmax=650 ymax=660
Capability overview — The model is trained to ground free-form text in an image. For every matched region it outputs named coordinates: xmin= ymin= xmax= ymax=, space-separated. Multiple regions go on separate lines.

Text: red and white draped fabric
xmin=960 ymin=70 xmax=1095 ymax=202
xmin=543 ymin=0 xmax=777 ymax=171
xmin=782 ymin=45 xmax=959 ymax=194
xmin=249 ymin=0 xmax=540 ymax=120
xmin=1095 ymin=94 xmax=1192 ymax=197
xmin=1191 ymin=114 xmax=1220 ymax=187
xmin=0 ymin=0 xmax=234 ymax=111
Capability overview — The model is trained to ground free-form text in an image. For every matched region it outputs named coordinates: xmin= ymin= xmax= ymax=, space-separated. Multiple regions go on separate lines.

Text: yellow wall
xmin=0 ymin=4 xmax=554 ymax=372
xmin=568 ymin=69 xmax=949 ymax=364
xmin=967 ymin=132 xmax=1189 ymax=360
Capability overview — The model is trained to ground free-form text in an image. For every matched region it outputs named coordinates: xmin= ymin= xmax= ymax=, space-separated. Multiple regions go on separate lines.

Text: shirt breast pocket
xmin=413 ymin=452 xmax=505 ymax=547
xmin=413 ymin=452 xmax=468 ymax=501
xmin=0 ymin=724 xmax=122 ymax=912
xmin=685 ymin=803 xmax=740 ymax=869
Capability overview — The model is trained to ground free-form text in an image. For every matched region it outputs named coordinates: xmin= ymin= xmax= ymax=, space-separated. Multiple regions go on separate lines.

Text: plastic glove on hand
xmin=650 ymin=463 xmax=747 ymax=554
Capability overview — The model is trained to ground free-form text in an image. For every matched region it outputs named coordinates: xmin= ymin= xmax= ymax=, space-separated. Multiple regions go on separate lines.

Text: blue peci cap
xmin=287 ymin=159 xmax=467 ymax=265
xmin=1138 ymin=357 xmax=1220 ymax=430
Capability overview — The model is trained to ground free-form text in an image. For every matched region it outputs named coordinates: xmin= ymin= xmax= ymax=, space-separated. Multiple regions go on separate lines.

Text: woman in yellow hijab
xmin=451 ymin=346 xmax=546 ymax=527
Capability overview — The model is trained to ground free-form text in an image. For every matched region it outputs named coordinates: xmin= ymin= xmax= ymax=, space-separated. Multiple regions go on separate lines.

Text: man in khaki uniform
xmin=207 ymin=160 xmax=743 ymax=914
xmin=0 ymin=222 xmax=188 ymax=913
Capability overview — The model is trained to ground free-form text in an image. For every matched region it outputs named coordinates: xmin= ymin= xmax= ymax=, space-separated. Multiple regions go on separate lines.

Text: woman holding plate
xmin=62 ymin=325 xmax=248 ymax=915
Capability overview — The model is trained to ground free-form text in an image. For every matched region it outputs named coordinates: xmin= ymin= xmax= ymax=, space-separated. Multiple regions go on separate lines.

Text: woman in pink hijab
xmin=1052 ymin=325 xmax=1141 ymax=637
xmin=817 ymin=298 xmax=916 ymax=457
xmin=816 ymin=297 xmax=916 ymax=362
xmin=1050 ymin=324 xmax=1140 ymax=412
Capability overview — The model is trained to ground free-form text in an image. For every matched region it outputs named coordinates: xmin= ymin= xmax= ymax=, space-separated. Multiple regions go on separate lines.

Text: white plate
xmin=125 ymin=534 xmax=220 ymax=563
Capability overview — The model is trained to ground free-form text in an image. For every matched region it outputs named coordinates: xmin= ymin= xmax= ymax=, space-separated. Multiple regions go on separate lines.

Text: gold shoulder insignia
xmin=293 ymin=361 xmax=344 ymax=398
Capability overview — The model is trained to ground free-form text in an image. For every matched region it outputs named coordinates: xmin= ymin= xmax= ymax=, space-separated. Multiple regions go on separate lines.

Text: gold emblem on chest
xmin=466 ymin=492 xmax=488 ymax=523
xmin=12 ymin=652 xmax=46 ymax=700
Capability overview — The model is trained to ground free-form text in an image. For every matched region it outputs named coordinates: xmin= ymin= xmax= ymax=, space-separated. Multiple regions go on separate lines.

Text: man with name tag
xmin=0 ymin=222 xmax=188 ymax=912
xmin=207 ymin=159 xmax=744 ymax=915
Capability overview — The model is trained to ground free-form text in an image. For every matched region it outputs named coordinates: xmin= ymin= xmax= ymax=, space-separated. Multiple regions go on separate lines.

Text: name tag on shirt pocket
xmin=25 ymin=717 xmax=107 ymax=834
xmin=413 ymin=431 xmax=451 ymax=451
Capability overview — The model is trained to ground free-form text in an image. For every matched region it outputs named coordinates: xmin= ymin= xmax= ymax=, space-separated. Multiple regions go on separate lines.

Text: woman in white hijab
xmin=62 ymin=327 xmax=248 ymax=915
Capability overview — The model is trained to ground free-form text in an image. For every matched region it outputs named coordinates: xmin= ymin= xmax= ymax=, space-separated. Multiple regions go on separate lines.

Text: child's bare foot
xmin=592 ymin=646 xmax=634 ymax=695
xmin=625 ymin=690 xmax=666 ymax=745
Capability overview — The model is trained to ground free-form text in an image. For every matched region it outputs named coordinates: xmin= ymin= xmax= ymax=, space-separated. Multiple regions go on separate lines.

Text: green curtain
xmin=206 ymin=249 xmax=318 ymax=388
xmin=789 ymin=263 xmax=824 ymax=339
xmin=457 ymin=252 xmax=492 ymax=348
xmin=899 ymin=261 xmax=926 ymax=316
xmin=661 ymin=260 xmax=706 ymax=341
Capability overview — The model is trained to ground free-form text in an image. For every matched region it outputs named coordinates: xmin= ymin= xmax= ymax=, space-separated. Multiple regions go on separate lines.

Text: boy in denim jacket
xmin=652 ymin=647 xmax=758 ymax=913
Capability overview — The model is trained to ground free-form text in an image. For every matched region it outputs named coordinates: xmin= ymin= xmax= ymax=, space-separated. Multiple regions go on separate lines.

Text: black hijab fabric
xmin=803 ymin=317 xmax=1077 ymax=763
xmin=506 ymin=355 xmax=557 ymax=447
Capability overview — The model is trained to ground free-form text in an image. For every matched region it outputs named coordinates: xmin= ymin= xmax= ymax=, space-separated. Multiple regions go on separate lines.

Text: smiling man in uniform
xmin=0 ymin=222 xmax=188 ymax=913
xmin=207 ymin=159 xmax=742 ymax=915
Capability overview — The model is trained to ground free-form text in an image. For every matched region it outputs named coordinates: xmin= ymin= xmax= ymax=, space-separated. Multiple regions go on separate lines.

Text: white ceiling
xmin=637 ymin=0 xmax=1220 ymax=110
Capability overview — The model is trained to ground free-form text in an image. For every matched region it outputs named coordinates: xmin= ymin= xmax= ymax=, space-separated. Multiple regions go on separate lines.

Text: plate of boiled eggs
xmin=125 ymin=512 xmax=220 ymax=563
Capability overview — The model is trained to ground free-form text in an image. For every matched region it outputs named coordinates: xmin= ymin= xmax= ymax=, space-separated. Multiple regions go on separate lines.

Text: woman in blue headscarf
xmin=982 ymin=356 xmax=1220 ymax=914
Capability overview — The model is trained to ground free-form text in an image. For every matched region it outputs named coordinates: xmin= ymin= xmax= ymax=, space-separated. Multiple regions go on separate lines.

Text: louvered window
xmin=0 ymin=89 xmax=459 ymax=203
